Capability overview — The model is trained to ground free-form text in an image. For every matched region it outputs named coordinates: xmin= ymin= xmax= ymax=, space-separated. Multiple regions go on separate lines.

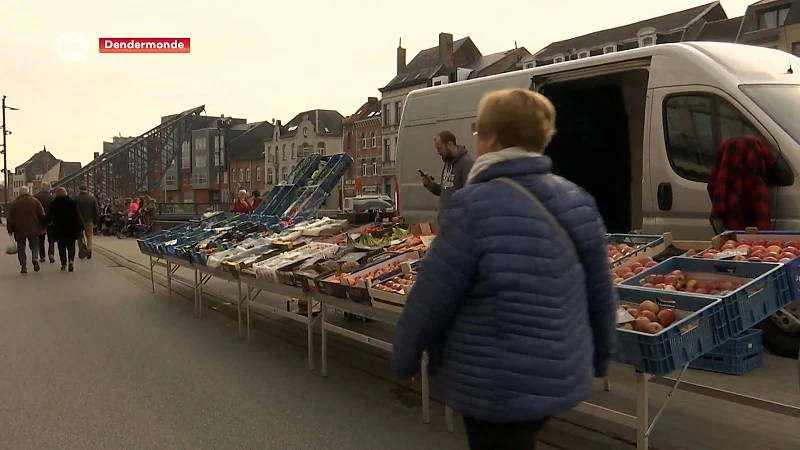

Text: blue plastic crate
xmin=615 ymin=285 xmax=729 ymax=375
xmin=622 ymin=256 xmax=792 ymax=335
xmin=703 ymin=328 xmax=763 ymax=358
xmin=281 ymin=154 xmax=322 ymax=187
xmin=606 ymin=234 xmax=665 ymax=268
xmin=257 ymin=185 xmax=295 ymax=216
xmin=282 ymin=186 xmax=329 ymax=220
xmin=310 ymin=153 xmax=354 ymax=193
xmin=689 ymin=347 xmax=763 ymax=375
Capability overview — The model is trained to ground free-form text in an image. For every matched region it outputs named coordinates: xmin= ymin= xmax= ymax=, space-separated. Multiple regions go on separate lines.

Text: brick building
xmin=342 ymin=97 xmax=382 ymax=196
xmin=229 ymin=121 xmax=274 ymax=195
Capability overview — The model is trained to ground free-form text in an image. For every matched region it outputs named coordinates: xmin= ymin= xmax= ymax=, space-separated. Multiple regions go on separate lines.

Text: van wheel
xmin=757 ymin=318 xmax=800 ymax=358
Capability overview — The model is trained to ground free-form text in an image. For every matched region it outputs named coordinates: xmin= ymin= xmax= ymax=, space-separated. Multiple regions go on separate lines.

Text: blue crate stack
xmin=689 ymin=329 xmax=764 ymax=375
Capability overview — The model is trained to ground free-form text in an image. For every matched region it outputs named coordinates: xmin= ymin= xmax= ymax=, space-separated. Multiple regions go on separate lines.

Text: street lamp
xmin=1 ymin=95 xmax=20 ymax=214
xmin=216 ymin=115 xmax=233 ymax=202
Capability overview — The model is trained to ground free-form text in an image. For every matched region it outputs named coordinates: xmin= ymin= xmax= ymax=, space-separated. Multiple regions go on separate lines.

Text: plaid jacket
xmin=707 ymin=136 xmax=775 ymax=231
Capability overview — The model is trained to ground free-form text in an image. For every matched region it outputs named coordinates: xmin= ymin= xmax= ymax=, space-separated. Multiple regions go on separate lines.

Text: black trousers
xmin=38 ymin=226 xmax=55 ymax=259
xmin=57 ymin=239 xmax=77 ymax=265
xmin=463 ymin=416 xmax=550 ymax=450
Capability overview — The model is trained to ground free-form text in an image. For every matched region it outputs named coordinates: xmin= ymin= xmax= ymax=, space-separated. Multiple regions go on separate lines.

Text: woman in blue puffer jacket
xmin=392 ymin=89 xmax=617 ymax=449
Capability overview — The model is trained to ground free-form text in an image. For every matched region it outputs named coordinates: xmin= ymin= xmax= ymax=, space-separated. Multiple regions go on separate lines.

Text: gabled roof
xmin=280 ymin=109 xmax=344 ymax=138
xmin=61 ymin=162 xmax=82 ymax=177
xmin=536 ymin=2 xmax=722 ymax=58
xmin=465 ymin=47 xmax=531 ymax=79
xmin=697 ymin=16 xmax=743 ymax=42
xmin=380 ymin=37 xmax=471 ymax=92
xmin=230 ymin=121 xmax=274 ymax=161
xmin=15 ymin=148 xmax=59 ymax=175
xmin=344 ymin=98 xmax=382 ymax=125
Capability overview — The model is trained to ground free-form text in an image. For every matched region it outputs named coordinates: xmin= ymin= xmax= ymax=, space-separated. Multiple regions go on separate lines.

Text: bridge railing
xmin=154 ymin=202 xmax=229 ymax=217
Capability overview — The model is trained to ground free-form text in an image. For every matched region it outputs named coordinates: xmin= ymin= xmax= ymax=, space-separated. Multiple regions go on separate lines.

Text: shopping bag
xmin=5 ymin=243 xmax=17 ymax=255
xmin=78 ymin=232 xmax=90 ymax=259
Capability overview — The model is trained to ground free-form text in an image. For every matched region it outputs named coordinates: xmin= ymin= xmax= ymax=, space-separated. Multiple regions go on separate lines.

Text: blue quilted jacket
xmin=392 ymin=155 xmax=617 ymax=423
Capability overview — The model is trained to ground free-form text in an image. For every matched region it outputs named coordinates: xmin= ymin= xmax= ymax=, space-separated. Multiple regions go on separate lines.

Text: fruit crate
xmin=281 ymin=154 xmax=322 ymax=187
xmin=622 ymin=256 xmax=792 ymax=335
xmin=615 ymin=285 xmax=729 ymax=375
xmin=711 ymin=228 xmax=800 ymax=300
xmin=607 ymin=234 xmax=665 ymax=268
xmin=307 ymin=153 xmax=354 ymax=193
xmin=282 ymin=186 xmax=330 ymax=221
xmin=254 ymin=185 xmax=292 ymax=216
xmin=689 ymin=329 xmax=763 ymax=375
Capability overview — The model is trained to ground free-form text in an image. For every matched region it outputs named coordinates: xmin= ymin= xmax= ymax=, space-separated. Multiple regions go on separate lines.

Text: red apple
xmin=783 ymin=240 xmax=799 ymax=249
xmin=645 ymin=322 xmax=665 ymax=334
xmin=640 ymin=300 xmax=660 ymax=314
xmin=633 ymin=317 xmax=651 ymax=332
xmin=664 ymin=275 xmax=679 ymax=286
xmin=639 ymin=310 xmax=658 ymax=322
xmin=733 ymin=255 xmax=748 ymax=261
xmin=694 ymin=288 xmax=709 ymax=294
xmin=633 ymin=266 xmax=647 ymax=274
xmin=780 ymin=252 xmax=795 ymax=260
xmin=639 ymin=257 xmax=654 ymax=265
xmin=657 ymin=309 xmax=677 ymax=327
xmin=766 ymin=240 xmax=782 ymax=248
xmin=719 ymin=281 xmax=736 ymax=291
xmin=764 ymin=256 xmax=779 ymax=262
xmin=703 ymin=252 xmax=716 ymax=259
xmin=754 ymin=240 xmax=767 ymax=247
xmin=644 ymin=260 xmax=658 ymax=268
xmin=751 ymin=245 xmax=767 ymax=253
xmin=642 ymin=282 xmax=654 ymax=288
xmin=748 ymin=257 xmax=763 ymax=262
xmin=741 ymin=239 xmax=754 ymax=245
xmin=721 ymin=243 xmax=735 ymax=251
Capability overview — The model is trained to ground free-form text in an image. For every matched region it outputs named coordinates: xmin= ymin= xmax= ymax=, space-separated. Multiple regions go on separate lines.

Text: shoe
xmin=49 ymin=256 xmax=55 ymax=263
xmin=20 ymin=266 xmax=27 ymax=274
xmin=68 ymin=263 xmax=74 ymax=272
xmin=87 ymin=250 xmax=92 ymax=260
xmin=32 ymin=261 xmax=40 ymax=272
xmin=39 ymin=258 xmax=45 ymax=262
xmin=60 ymin=265 xmax=66 ymax=271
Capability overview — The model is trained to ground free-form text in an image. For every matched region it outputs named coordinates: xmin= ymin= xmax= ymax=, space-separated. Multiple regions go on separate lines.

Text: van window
xmin=663 ymin=93 xmax=789 ymax=185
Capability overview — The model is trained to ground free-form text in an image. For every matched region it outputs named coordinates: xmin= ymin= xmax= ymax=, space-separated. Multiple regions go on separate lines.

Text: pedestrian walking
xmin=392 ymin=89 xmax=616 ymax=450
xmin=5 ymin=186 xmax=46 ymax=273
xmin=73 ymin=185 xmax=100 ymax=259
xmin=49 ymin=187 xmax=85 ymax=272
xmin=34 ymin=183 xmax=56 ymax=263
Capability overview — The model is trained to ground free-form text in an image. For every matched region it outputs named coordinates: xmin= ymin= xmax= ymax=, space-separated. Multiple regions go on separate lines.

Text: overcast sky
xmin=0 ymin=0 xmax=754 ymax=170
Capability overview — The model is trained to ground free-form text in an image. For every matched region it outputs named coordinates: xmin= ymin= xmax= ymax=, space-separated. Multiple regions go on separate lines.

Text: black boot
xmin=20 ymin=266 xmax=27 ymax=274
xmin=32 ymin=260 xmax=40 ymax=272
xmin=68 ymin=262 xmax=74 ymax=272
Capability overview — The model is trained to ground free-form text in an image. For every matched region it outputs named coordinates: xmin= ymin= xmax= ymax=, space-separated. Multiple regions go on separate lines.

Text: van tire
xmin=757 ymin=318 xmax=800 ymax=358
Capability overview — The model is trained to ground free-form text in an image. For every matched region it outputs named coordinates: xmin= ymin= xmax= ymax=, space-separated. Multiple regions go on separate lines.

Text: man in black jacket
xmin=73 ymin=185 xmax=100 ymax=259
xmin=34 ymin=183 xmax=56 ymax=263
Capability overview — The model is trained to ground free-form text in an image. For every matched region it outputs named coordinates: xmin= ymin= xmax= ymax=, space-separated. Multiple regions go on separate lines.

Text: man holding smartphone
xmin=420 ymin=130 xmax=474 ymax=223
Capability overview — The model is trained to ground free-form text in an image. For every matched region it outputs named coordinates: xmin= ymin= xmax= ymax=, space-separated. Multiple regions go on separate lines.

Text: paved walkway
xmin=0 ymin=234 xmax=474 ymax=450
xmin=92 ymin=236 xmax=800 ymax=450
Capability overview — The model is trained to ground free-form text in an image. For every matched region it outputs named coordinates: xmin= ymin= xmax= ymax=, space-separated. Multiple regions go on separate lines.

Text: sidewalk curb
xmin=94 ymin=243 xmax=639 ymax=449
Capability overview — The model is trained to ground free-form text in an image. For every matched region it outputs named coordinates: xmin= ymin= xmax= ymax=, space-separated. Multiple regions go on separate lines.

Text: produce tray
xmin=689 ymin=329 xmax=764 ymax=375
xmin=712 ymin=228 xmax=800 ymax=299
xmin=282 ymin=187 xmax=330 ymax=221
xmin=282 ymin=154 xmax=322 ymax=187
xmin=614 ymin=285 xmax=729 ymax=375
xmin=622 ymin=256 xmax=792 ymax=335
xmin=308 ymin=153 xmax=353 ymax=193
xmin=317 ymin=251 xmax=420 ymax=303
xmin=607 ymin=234 xmax=665 ymax=268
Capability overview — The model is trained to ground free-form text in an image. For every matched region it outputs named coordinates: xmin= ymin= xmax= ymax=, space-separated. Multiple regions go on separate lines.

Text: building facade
xmin=228 ymin=121 xmax=274 ymax=196
xmin=342 ymin=97 xmax=382 ymax=196
xmin=733 ymin=0 xmax=800 ymax=54
xmin=10 ymin=147 xmax=73 ymax=200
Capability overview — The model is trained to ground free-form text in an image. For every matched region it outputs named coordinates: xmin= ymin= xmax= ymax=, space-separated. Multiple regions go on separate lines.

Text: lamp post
xmin=217 ymin=115 xmax=233 ymax=202
xmin=1 ymin=95 xmax=20 ymax=214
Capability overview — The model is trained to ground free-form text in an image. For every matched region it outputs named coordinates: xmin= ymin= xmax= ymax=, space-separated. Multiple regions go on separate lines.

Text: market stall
xmin=136 ymin=159 xmax=800 ymax=448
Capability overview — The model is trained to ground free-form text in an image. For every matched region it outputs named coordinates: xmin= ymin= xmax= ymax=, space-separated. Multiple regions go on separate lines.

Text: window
xmin=640 ymin=37 xmax=655 ymax=46
xmin=216 ymin=172 xmax=221 ymax=184
xmin=792 ymin=42 xmax=800 ymax=57
xmin=372 ymin=157 xmax=377 ymax=175
xmin=663 ymin=94 xmax=767 ymax=182
xmin=267 ymin=146 xmax=272 ymax=162
xmin=183 ymin=190 xmax=194 ymax=203
xmin=361 ymin=133 xmax=367 ymax=149
xmin=181 ymin=141 xmax=191 ymax=168
xmin=757 ymin=8 xmax=789 ymax=30
xmin=232 ymin=169 xmax=237 ymax=182
xmin=383 ymin=139 xmax=391 ymax=161
xmin=223 ymin=171 xmax=228 ymax=183
xmin=282 ymin=167 xmax=288 ymax=181
xmin=383 ymin=103 xmax=390 ymax=126
xmin=282 ymin=147 xmax=287 ymax=160
xmin=290 ymin=143 xmax=295 ymax=159
xmin=303 ymin=144 xmax=310 ymax=156
xmin=394 ymin=102 xmax=402 ymax=124
xmin=236 ymin=169 xmax=242 ymax=182
xmin=370 ymin=132 xmax=376 ymax=147
xmin=165 ymin=174 xmax=176 ymax=185
xmin=193 ymin=173 xmax=207 ymax=185
xmin=194 ymin=156 xmax=207 ymax=168
xmin=256 ymin=166 xmax=261 ymax=181
xmin=245 ymin=168 xmax=250 ymax=182
xmin=317 ymin=143 xmax=325 ymax=155
xmin=267 ymin=169 xmax=274 ymax=184
xmin=362 ymin=161 xmax=367 ymax=176
xmin=302 ymin=127 xmax=308 ymax=138
xmin=577 ymin=51 xmax=589 ymax=59
xmin=604 ymin=45 xmax=616 ymax=54
xmin=553 ymin=55 xmax=564 ymax=63
xmin=345 ymin=132 xmax=351 ymax=151
xmin=193 ymin=137 xmax=207 ymax=150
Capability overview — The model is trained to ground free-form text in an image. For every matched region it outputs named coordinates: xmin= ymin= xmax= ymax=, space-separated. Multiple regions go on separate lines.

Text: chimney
xmin=276 ymin=120 xmax=281 ymax=127
xmin=93 ymin=151 xmax=99 ymax=159
xmin=439 ymin=32 xmax=454 ymax=73
xmin=397 ymin=38 xmax=406 ymax=74
xmin=368 ymin=96 xmax=378 ymax=103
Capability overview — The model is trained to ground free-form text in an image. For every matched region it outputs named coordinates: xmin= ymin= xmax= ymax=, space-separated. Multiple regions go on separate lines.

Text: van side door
xmin=648 ymin=86 xmax=779 ymax=240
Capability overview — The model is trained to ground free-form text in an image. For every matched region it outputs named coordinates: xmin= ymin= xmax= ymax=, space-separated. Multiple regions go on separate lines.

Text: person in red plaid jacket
xmin=707 ymin=136 xmax=776 ymax=233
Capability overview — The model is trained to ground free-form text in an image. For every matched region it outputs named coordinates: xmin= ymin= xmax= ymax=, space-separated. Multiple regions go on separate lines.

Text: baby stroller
xmin=117 ymin=207 xmax=152 ymax=239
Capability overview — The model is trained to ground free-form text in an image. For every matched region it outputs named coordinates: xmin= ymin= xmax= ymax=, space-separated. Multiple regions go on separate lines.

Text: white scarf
xmin=466 ymin=146 xmax=541 ymax=185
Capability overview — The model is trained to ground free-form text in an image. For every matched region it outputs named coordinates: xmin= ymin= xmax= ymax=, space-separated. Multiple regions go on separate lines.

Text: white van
xmin=396 ymin=42 xmax=800 ymax=240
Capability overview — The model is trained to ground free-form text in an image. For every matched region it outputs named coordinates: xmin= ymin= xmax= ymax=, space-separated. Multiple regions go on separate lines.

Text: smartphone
xmin=418 ymin=169 xmax=427 ymax=178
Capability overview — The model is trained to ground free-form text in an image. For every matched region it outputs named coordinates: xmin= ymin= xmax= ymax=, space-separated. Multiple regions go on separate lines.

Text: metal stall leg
xmin=149 ymin=256 xmax=156 ymax=293
xmin=237 ymin=280 xmax=243 ymax=339
xmin=166 ymin=260 xmax=173 ymax=302
xmin=246 ymin=286 xmax=253 ymax=343
xmin=320 ymin=305 xmax=328 ymax=377
xmin=421 ymin=352 xmax=431 ymax=424
xmin=445 ymin=406 xmax=454 ymax=432
xmin=604 ymin=377 xmax=611 ymax=392
xmin=193 ymin=269 xmax=199 ymax=317
xmin=198 ymin=273 xmax=205 ymax=319
xmin=635 ymin=372 xmax=649 ymax=450
xmin=307 ymin=297 xmax=315 ymax=371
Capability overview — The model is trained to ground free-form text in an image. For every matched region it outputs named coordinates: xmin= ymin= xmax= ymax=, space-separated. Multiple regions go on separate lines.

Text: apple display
xmin=633 ymin=317 xmax=651 ymax=332
xmin=645 ymin=322 xmax=665 ymax=334
xmin=639 ymin=300 xmax=659 ymax=314
xmin=639 ymin=310 xmax=658 ymax=322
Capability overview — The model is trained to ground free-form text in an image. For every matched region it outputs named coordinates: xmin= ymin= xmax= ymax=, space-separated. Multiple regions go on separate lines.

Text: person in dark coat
xmin=6 ymin=186 xmax=46 ymax=273
xmin=48 ymin=187 xmax=85 ymax=272
xmin=34 ymin=183 xmax=56 ymax=263
xmin=392 ymin=89 xmax=616 ymax=450
xmin=73 ymin=185 xmax=100 ymax=258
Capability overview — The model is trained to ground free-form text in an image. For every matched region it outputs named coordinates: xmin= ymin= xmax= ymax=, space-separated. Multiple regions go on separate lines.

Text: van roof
xmin=411 ymin=42 xmax=800 ymax=94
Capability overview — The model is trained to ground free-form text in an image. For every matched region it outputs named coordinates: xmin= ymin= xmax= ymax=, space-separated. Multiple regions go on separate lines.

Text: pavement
xmin=3 ymin=233 xmax=800 ymax=450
